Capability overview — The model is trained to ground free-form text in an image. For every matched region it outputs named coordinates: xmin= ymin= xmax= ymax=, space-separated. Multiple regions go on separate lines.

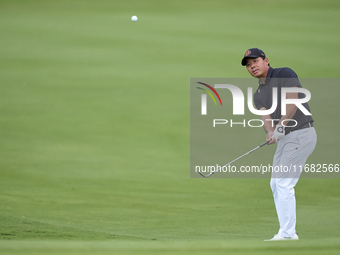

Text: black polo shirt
xmin=253 ymin=67 xmax=314 ymax=134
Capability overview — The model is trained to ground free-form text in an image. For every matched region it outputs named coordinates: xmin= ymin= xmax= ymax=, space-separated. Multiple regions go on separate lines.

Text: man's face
xmin=246 ymin=57 xmax=270 ymax=78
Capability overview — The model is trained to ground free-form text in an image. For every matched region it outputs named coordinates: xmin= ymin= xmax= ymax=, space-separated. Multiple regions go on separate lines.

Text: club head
xmin=197 ymin=170 xmax=214 ymax=178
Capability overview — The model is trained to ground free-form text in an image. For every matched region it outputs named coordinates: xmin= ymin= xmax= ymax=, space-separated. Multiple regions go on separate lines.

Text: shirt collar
xmin=259 ymin=67 xmax=274 ymax=85
xmin=266 ymin=67 xmax=274 ymax=78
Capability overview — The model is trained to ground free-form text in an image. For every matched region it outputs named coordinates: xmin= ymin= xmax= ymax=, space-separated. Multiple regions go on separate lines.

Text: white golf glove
xmin=272 ymin=124 xmax=285 ymax=141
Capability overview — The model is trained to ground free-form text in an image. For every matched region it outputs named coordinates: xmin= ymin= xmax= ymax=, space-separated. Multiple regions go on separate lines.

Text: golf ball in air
xmin=131 ymin=15 xmax=138 ymax=22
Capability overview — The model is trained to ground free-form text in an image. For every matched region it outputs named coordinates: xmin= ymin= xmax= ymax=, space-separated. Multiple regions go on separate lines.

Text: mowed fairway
xmin=1 ymin=0 xmax=340 ymax=254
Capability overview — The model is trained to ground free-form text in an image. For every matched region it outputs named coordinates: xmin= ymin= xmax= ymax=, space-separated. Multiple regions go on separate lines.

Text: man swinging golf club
xmin=241 ymin=48 xmax=317 ymax=241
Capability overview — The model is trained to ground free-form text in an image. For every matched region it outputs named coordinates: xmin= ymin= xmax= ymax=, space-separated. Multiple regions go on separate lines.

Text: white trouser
xmin=270 ymin=127 xmax=317 ymax=237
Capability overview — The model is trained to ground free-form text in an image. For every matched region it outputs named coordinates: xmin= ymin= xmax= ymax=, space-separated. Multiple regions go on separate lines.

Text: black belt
xmin=288 ymin=122 xmax=313 ymax=134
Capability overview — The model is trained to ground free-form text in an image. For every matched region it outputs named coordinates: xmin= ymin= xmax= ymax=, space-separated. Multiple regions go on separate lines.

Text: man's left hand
xmin=273 ymin=124 xmax=285 ymax=142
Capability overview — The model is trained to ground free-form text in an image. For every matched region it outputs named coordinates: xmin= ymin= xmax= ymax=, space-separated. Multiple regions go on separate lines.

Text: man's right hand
xmin=266 ymin=131 xmax=276 ymax=145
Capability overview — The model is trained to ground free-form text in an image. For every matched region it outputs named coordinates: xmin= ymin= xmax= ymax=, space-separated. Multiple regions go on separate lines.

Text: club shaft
xmin=198 ymin=141 xmax=269 ymax=178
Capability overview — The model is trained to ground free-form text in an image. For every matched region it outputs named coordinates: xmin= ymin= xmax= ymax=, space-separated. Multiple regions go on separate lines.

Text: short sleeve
xmin=278 ymin=68 xmax=301 ymax=88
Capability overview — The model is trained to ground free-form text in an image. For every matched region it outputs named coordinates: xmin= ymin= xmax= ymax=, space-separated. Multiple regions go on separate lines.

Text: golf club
xmin=197 ymin=140 xmax=270 ymax=178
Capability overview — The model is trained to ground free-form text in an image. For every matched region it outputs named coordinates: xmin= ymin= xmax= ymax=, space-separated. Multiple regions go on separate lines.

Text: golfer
xmin=241 ymin=48 xmax=317 ymax=241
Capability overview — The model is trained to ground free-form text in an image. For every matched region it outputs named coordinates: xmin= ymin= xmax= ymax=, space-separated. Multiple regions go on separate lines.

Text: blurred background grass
xmin=0 ymin=0 xmax=340 ymax=254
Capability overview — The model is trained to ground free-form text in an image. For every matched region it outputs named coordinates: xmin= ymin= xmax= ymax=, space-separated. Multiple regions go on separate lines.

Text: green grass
xmin=0 ymin=0 xmax=340 ymax=254
xmin=1 ymin=239 xmax=340 ymax=255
